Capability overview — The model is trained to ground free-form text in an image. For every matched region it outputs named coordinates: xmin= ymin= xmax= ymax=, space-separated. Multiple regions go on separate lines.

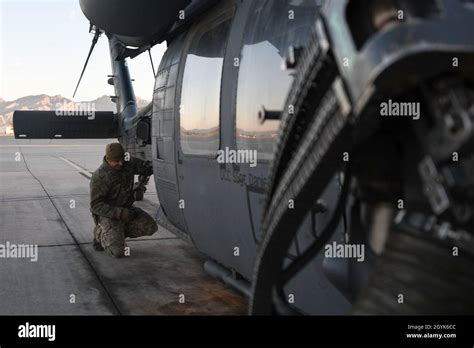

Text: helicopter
xmin=13 ymin=0 xmax=474 ymax=315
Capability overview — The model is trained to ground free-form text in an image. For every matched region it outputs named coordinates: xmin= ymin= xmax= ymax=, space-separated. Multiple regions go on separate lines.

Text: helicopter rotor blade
xmin=72 ymin=29 xmax=101 ymax=98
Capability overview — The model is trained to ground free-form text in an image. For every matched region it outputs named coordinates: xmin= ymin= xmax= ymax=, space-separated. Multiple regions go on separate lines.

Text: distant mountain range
xmin=0 ymin=94 xmax=150 ymax=134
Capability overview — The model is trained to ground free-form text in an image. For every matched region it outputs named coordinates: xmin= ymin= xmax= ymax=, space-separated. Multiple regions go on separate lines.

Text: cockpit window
xmin=180 ymin=18 xmax=232 ymax=156
xmin=235 ymin=0 xmax=320 ymax=162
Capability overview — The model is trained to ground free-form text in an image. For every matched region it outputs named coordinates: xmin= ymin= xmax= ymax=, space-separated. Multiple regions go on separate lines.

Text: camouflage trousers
xmin=94 ymin=207 xmax=158 ymax=258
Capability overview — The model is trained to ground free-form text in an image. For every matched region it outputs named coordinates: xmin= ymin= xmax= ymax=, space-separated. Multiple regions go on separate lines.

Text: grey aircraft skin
xmin=13 ymin=0 xmax=474 ymax=315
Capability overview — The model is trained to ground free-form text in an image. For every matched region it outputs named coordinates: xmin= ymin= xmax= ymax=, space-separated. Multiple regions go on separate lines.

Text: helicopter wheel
xmin=249 ymin=75 xmax=474 ymax=315
xmin=249 ymin=18 xmax=474 ymax=314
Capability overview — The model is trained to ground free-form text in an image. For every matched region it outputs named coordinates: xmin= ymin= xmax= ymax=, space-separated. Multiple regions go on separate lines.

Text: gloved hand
xmin=120 ymin=207 xmax=142 ymax=222
xmin=144 ymin=161 xmax=153 ymax=176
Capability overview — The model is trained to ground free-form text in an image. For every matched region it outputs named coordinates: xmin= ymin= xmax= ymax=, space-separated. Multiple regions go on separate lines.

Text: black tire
xmin=249 ymin=21 xmax=351 ymax=315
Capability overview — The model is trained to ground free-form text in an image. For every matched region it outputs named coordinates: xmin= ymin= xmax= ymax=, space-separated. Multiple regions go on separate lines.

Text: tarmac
xmin=0 ymin=136 xmax=246 ymax=315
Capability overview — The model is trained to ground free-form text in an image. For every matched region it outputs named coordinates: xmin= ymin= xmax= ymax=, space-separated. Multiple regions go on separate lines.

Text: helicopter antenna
xmin=72 ymin=26 xmax=102 ymax=98
xmin=148 ymin=49 xmax=156 ymax=78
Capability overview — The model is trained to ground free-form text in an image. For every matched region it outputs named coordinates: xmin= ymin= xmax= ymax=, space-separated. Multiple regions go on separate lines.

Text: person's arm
xmin=130 ymin=157 xmax=153 ymax=176
xmin=90 ymin=173 xmax=125 ymax=220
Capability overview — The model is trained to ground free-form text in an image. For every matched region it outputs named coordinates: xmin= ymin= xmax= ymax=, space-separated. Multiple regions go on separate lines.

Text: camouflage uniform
xmin=90 ymin=156 xmax=157 ymax=257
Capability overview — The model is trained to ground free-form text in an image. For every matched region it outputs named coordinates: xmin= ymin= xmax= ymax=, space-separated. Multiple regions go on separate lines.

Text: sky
xmin=0 ymin=0 xmax=166 ymax=102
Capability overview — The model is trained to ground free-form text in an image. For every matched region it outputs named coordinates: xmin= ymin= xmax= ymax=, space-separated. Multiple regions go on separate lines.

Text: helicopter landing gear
xmin=249 ymin=17 xmax=474 ymax=314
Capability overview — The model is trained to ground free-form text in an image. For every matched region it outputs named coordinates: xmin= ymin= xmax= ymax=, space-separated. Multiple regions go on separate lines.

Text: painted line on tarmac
xmin=57 ymin=156 xmax=92 ymax=179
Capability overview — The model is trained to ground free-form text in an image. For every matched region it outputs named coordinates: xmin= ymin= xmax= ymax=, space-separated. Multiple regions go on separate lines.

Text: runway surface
xmin=0 ymin=136 xmax=246 ymax=315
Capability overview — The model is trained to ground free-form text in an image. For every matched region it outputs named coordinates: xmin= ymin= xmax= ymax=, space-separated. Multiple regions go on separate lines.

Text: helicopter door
xmin=174 ymin=4 xmax=260 ymax=278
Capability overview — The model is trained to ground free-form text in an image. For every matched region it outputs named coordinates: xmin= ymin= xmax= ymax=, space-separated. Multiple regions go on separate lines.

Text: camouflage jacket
xmin=90 ymin=156 xmax=153 ymax=220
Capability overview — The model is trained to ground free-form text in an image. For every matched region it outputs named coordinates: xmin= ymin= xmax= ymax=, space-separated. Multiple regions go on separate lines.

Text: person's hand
xmin=144 ymin=161 xmax=153 ymax=176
